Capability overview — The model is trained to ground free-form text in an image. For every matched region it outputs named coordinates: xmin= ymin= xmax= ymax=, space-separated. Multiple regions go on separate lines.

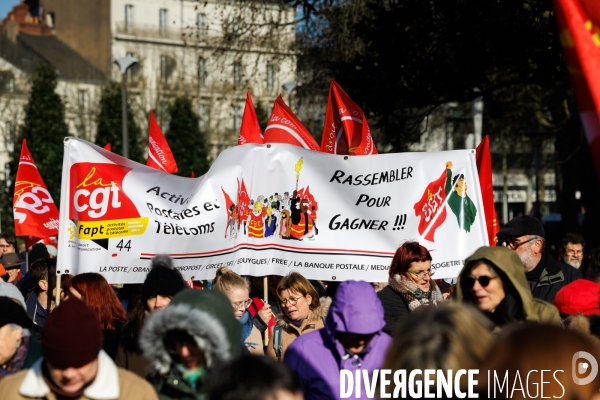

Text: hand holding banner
xmin=13 ymin=139 xmax=60 ymax=238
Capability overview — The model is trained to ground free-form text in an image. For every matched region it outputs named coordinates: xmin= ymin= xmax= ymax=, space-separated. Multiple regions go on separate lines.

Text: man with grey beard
xmin=497 ymin=215 xmax=581 ymax=303
xmin=559 ymin=233 xmax=585 ymax=269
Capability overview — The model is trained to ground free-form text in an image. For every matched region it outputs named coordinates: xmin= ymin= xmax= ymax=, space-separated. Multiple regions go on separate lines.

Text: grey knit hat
xmin=0 ymin=281 xmax=26 ymax=310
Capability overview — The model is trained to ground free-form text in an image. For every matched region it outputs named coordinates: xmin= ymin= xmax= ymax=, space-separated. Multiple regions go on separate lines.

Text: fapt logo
xmin=69 ymin=163 xmax=139 ymax=221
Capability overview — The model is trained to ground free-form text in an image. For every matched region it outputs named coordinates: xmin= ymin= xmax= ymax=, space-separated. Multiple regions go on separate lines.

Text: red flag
xmin=554 ymin=0 xmax=600 ymax=178
xmin=413 ymin=170 xmax=448 ymax=242
xmin=264 ymin=96 xmax=319 ymax=151
xmin=13 ymin=139 xmax=60 ymax=238
xmin=321 ymin=82 xmax=349 ymax=155
xmin=191 ymin=171 xmax=195 ymax=178
xmin=237 ymin=178 xmax=250 ymax=218
xmin=296 ymin=186 xmax=319 ymax=213
xmin=221 ymin=187 xmax=235 ymax=238
xmin=104 ymin=143 xmax=111 ymax=152
xmin=146 ymin=110 xmax=178 ymax=173
xmin=321 ymin=80 xmax=377 ymax=155
xmin=476 ymin=136 xmax=499 ymax=245
xmin=222 ymin=187 xmax=235 ymax=217
xmin=238 ymin=92 xmax=264 ymax=145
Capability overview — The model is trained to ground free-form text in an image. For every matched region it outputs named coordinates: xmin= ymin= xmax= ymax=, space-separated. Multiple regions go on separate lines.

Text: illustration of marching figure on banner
xmin=222 ymin=157 xmax=319 ymax=241
xmin=444 ymin=161 xmax=477 ymax=233
xmin=414 ymin=161 xmax=479 ymax=242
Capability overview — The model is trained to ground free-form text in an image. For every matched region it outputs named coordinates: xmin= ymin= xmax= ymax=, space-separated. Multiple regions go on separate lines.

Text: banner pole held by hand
xmin=263 ymin=276 xmax=269 ymax=346
xmin=55 ymin=274 xmax=62 ymax=306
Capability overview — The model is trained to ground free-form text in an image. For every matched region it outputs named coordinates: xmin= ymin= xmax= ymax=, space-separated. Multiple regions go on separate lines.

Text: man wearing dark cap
xmin=0 ymin=297 xmax=158 ymax=400
xmin=497 ymin=215 xmax=581 ymax=303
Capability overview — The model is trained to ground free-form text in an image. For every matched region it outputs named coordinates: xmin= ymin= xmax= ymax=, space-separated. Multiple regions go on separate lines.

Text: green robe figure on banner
xmin=445 ymin=161 xmax=477 ymax=232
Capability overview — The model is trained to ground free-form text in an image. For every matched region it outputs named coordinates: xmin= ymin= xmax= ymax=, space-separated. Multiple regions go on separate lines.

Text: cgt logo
xmin=14 ymin=182 xmax=54 ymax=215
xmin=69 ymin=163 xmax=140 ymax=222
xmin=572 ymin=351 xmax=599 ymax=385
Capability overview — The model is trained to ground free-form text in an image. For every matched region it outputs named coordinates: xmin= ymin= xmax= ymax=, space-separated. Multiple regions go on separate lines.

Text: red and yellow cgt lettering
xmin=69 ymin=163 xmax=140 ymax=222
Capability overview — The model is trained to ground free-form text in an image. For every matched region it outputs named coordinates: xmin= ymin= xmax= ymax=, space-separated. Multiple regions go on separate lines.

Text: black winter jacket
xmin=377 ymin=286 xmax=410 ymax=336
xmin=530 ymin=252 xmax=582 ymax=304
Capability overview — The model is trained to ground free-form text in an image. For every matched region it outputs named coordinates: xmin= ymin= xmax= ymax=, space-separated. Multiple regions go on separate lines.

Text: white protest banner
xmin=57 ymin=138 xmax=488 ymax=283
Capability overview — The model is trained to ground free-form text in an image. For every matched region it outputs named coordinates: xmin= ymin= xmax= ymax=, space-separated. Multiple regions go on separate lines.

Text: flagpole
xmin=263 ymin=277 xmax=269 ymax=346
xmin=114 ymin=56 xmax=138 ymax=159
xmin=55 ymin=274 xmax=61 ymax=306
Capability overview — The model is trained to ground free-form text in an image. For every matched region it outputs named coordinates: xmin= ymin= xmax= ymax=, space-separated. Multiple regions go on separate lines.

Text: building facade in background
xmin=408 ymin=101 xmax=558 ymax=225
xmin=0 ymin=0 xmax=297 ymax=174
xmin=42 ymin=0 xmax=297 ymax=159
xmin=0 ymin=0 xmax=105 ymax=181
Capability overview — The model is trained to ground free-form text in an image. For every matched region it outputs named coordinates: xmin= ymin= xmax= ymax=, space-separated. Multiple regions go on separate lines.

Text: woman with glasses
xmin=212 ymin=267 xmax=264 ymax=355
xmin=267 ymin=272 xmax=331 ymax=360
xmin=377 ymin=241 xmax=443 ymax=335
xmin=455 ymin=246 xmax=560 ymax=331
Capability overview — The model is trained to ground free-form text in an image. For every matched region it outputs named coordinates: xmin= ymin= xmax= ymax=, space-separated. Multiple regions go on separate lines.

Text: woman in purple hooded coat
xmin=283 ymin=280 xmax=392 ymax=400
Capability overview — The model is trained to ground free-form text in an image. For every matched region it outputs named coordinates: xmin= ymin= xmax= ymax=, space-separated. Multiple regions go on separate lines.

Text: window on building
xmin=160 ymin=55 xmax=167 ymax=81
xmin=160 ymin=55 xmax=176 ymax=82
xmin=4 ymin=162 xmax=10 ymax=187
xmin=198 ymin=57 xmax=206 ymax=87
xmin=233 ymin=62 xmax=242 ymax=86
xmin=5 ymin=122 xmax=13 ymax=153
xmin=125 ymin=4 xmax=134 ymax=33
xmin=198 ymin=104 xmax=208 ymax=131
xmin=47 ymin=12 xmax=55 ymax=28
xmin=6 ymin=77 xmax=14 ymax=94
xmin=159 ymin=100 xmax=170 ymax=131
xmin=159 ymin=8 xmax=168 ymax=38
xmin=266 ymin=63 xmax=275 ymax=92
xmin=78 ymin=90 xmax=88 ymax=110
xmin=197 ymin=13 xmax=207 ymax=41
xmin=233 ymin=105 xmax=242 ymax=131
xmin=231 ymin=17 xmax=239 ymax=35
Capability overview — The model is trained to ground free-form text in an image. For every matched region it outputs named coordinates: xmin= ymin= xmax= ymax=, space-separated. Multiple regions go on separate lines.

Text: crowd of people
xmin=0 ymin=215 xmax=600 ymax=399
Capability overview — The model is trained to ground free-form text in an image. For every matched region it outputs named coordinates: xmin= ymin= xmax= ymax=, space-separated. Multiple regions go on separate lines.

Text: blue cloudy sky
xmin=0 ymin=0 xmax=18 ymax=21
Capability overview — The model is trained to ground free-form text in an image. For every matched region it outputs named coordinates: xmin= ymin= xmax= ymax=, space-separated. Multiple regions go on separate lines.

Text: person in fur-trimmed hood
xmin=454 ymin=246 xmax=561 ymax=331
xmin=267 ymin=272 xmax=331 ymax=360
xmin=140 ymin=289 xmax=241 ymax=400
xmin=377 ymin=241 xmax=443 ymax=336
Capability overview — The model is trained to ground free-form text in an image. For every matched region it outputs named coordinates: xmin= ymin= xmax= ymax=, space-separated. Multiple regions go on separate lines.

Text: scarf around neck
xmin=239 ymin=309 xmax=254 ymax=342
xmin=0 ymin=336 xmax=29 ymax=379
xmin=388 ymin=274 xmax=443 ymax=311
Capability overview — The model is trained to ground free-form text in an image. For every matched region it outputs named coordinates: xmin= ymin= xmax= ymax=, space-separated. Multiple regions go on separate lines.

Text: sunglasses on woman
xmin=464 ymin=275 xmax=497 ymax=288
